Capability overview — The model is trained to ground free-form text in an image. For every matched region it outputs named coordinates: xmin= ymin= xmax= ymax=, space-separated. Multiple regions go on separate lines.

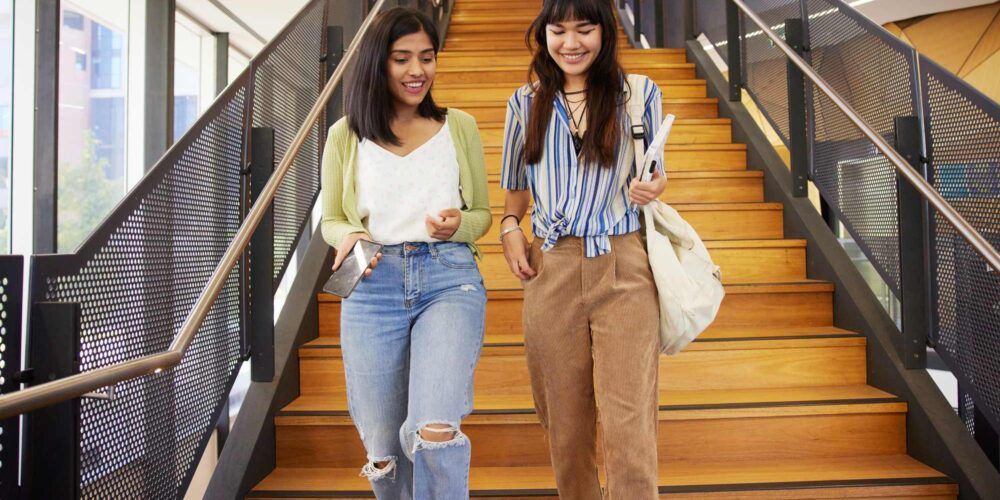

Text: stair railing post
xmin=785 ymin=18 xmax=809 ymax=198
xmin=725 ymin=0 xmax=742 ymax=102
xmin=326 ymin=26 xmax=346 ymax=125
xmin=894 ymin=116 xmax=929 ymax=370
xmin=249 ymin=127 xmax=276 ymax=382
xmin=24 ymin=298 xmax=81 ymax=499
xmin=0 ymin=256 xmax=24 ymax=499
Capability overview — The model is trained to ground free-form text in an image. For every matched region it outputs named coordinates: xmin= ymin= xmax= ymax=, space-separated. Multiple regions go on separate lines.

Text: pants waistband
xmin=380 ymin=241 xmax=467 ymax=257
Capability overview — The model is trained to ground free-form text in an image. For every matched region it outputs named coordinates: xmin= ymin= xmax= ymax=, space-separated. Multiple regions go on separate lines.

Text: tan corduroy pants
xmin=522 ymin=232 xmax=660 ymax=500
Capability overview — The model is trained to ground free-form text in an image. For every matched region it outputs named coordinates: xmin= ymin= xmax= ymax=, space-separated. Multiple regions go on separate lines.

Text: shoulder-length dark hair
xmin=524 ymin=0 xmax=625 ymax=167
xmin=345 ymin=7 xmax=446 ymax=146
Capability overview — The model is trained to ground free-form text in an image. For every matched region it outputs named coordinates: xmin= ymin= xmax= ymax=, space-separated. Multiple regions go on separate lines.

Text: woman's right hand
xmin=333 ymin=232 xmax=382 ymax=278
xmin=501 ymin=223 xmax=536 ymax=280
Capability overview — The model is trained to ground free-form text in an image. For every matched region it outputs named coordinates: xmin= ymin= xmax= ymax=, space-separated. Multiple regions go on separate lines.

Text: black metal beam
xmin=25 ymin=301 xmax=81 ymax=499
xmin=325 ymin=26 xmax=345 ymax=128
xmin=785 ymin=18 xmax=808 ymax=198
xmin=250 ymin=127 xmax=275 ymax=382
xmin=894 ymin=116 xmax=929 ymax=370
xmin=34 ymin=0 xmax=59 ymax=254
xmin=0 ymin=256 xmax=23 ymax=500
xmin=725 ymin=0 xmax=742 ymax=102
xmin=144 ymin=0 xmax=175 ymax=169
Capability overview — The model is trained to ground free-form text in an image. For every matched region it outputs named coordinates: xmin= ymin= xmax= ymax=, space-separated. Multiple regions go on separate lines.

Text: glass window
xmin=228 ymin=51 xmax=249 ymax=84
xmin=174 ymin=20 xmax=203 ymax=139
xmin=0 ymin=0 xmax=13 ymax=253
xmin=57 ymin=0 xmax=130 ymax=253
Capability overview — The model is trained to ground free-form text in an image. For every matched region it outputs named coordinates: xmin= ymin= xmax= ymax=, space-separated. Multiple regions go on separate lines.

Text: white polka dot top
xmin=356 ymin=117 xmax=463 ymax=245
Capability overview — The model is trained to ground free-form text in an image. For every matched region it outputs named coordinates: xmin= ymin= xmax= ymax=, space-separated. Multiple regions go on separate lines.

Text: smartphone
xmin=323 ymin=239 xmax=383 ymax=298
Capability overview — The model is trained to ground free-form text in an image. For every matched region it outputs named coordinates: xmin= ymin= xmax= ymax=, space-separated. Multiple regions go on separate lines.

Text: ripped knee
xmin=414 ymin=422 xmax=469 ymax=451
xmin=360 ymin=456 xmax=397 ymax=481
xmin=419 ymin=423 xmax=458 ymax=442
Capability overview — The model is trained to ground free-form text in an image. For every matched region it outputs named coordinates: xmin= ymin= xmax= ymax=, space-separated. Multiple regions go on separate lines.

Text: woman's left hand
xmin=426 ymin=208 xmax=462 ymax=240
xmin=629 ymin=170 xmax=667 ymax=206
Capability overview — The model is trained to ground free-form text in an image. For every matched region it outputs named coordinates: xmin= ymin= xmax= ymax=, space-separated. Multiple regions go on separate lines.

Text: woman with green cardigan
xmin=319 ymin=7 xmax=490 ymax=499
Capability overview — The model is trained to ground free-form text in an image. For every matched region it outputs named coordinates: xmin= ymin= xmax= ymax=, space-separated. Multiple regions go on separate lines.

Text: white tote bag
xmin=627 ymin=74 xmax=725 ymax=355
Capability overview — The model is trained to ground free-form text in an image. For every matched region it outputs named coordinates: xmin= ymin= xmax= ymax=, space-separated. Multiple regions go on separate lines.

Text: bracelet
xmin=500 ymin=214 xmax=521 ymax=226
xmin=498 ymin=225 xmax=523 ymax=242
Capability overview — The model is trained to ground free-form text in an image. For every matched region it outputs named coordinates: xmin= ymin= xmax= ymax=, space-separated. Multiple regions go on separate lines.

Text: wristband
xmin=500 ymin=214 xmax=521 ymax=226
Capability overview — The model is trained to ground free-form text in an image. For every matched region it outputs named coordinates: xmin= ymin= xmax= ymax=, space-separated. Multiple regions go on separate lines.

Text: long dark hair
xmin=345 ymin=7 xmax=446 ymax=146
xmin=524 ymin=0 xmax=625 ymax=167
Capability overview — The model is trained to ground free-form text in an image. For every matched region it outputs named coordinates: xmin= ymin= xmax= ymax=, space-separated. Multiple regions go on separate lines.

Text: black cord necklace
xmin=563 ymin=92 xmax=587 ymax=155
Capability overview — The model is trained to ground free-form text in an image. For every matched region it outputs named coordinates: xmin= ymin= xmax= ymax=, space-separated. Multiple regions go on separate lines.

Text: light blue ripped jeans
xmin=340 ymin=241 xmax=486 ymax=500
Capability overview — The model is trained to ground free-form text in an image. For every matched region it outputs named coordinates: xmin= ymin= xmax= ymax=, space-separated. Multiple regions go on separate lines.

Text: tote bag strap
xmin=626 ymin=74 xmax=648 ymax=180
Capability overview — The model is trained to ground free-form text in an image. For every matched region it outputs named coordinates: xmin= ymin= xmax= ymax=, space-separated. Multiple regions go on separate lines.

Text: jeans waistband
xmin=380 ymin=241 xmax=467 ymax=257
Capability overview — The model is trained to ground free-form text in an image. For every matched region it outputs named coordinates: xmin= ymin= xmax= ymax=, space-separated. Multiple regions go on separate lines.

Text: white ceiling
xmin=848 ymin=0 xmax=997 ymax=25
xmin=175 ymin=0 xmax=308 ymax=59
xmin=177 ymin=0 xmax=999 ymax=57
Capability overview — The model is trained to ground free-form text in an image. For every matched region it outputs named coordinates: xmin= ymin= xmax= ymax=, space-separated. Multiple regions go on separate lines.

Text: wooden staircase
xmin=250 ymin=0 xmax=956 ymax=497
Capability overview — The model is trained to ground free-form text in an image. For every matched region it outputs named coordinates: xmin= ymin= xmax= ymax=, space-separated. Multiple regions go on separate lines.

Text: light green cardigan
xmin=320 ymin=108 xmax=492 ymax=256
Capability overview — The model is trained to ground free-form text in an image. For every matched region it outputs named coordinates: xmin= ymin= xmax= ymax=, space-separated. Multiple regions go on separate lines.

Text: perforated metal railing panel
xmin=21 ymin=0 xmax=337 ymax=496
xmin=252 ymin=0 xmax=326 ymax=289
xmin=802 ymin=0 xmax=920 ymax=295
xmin=921 ymin=55 xmax=1000 ymax=431
xmin=33 ymin=78 xmax=249 ymax=498
xmin=0 ymin=256 xmax=22 ymax=499
xmin=740 ymin=0 xmax=801 ymax=146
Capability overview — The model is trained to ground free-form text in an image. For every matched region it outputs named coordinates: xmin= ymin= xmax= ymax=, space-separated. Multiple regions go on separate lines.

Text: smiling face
xmin=546 ymin=18 xmax=602 ymax=81
xmin=386 ymin=29 xmax=437 ymax=112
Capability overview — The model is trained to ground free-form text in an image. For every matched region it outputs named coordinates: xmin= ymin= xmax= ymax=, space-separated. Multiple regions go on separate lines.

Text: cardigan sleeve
xmin=320 ymin=121 xmax=369 ymax=248
xmin=449 ymin=113 xmax=493 ymax=244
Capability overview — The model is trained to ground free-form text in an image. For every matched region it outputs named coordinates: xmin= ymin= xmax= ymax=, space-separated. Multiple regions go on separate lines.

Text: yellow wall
xmin=884 ymin=2 xmax=1000 ymax=103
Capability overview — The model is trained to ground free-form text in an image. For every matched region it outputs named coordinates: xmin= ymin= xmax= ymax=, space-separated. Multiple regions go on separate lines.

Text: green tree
xmin=58 ymin=131 xmax=122 ymax=253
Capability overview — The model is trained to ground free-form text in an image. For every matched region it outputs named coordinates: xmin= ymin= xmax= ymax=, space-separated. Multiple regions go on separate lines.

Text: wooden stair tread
xmin=280 ymin=385 xmax=899 ymax=417
xmin=476 ymin=239 xmax=806 ymax=252
xmin=316 ymin=280 xmax=833 ymax=303
xmin=300 ymin=334 xmax=863 ymax=359
xmin=492 ymin=204 xmax=785 ymax=214
xmin=279 ymin=397 xmax=904 ymax=425
xmin=434 ymin=80 xmax=705 ymax=89
xmin=476 ymin=117 xmax=730 ymax=127
xmin=486 ymin=170 xmax=761 ymax=181
xmin=313 ymin=326 xmax=855 ymax=345
xmin=481 ymin=143 xmax=747 ymax=152
xmin=456 ymin=97 xmax=718 ymax=107
xmin=438 ymin=62 xmax=695 ymax=71
xmin=250 ymin=456 xmax=952 ymax=497
xmin=439 ymin=48 xmax=687 ymax=55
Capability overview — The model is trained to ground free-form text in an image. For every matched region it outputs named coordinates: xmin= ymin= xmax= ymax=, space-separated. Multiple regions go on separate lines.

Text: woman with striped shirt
xmin=498 ymin=0 xmax=665 ymax=498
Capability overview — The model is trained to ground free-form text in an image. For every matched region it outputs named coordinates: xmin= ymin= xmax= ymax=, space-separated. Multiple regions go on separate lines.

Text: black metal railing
xmin=694 ymin=0 xmax=1000 ymax=463
xmin=0 ymin=256 xmax=22 ymax=500
xmin=0 ymin=0 xmax=440 ymax=497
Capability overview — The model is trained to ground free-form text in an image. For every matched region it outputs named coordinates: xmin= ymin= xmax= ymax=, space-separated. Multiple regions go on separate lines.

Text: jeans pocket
xmin=437 ymin=245 xmax=477 ymax=269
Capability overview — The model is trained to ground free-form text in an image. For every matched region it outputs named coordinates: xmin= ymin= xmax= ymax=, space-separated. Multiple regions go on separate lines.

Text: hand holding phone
xmin=324 ymin=238 xmax=384 ymax=298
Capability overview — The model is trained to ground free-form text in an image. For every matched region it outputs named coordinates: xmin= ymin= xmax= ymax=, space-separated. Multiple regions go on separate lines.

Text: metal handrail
xmin=0 ymin=0 xmax=389 ymax=421
xmin=730 ymin=0 xmax=1000 ymax=275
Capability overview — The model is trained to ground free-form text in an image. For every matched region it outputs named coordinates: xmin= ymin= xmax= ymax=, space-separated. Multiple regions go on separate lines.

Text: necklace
xmin=564 ymin=88 xmax=587 ymax=95
xmin=562 ymin=93 xmax=587 ymax=154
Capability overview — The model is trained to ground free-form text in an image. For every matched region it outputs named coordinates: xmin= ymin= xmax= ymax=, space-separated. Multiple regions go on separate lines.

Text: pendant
xmin=572 ymin=133 xmax=583 ymax=154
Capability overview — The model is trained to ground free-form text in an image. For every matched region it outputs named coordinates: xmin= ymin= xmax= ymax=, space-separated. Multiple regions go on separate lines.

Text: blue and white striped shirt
xmin=500 ymin=74 xmax=664 ymax=257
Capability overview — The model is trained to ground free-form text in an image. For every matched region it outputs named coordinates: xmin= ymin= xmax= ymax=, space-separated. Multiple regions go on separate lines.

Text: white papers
xmin=641 ymin=114 xmax=676 ymax=182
